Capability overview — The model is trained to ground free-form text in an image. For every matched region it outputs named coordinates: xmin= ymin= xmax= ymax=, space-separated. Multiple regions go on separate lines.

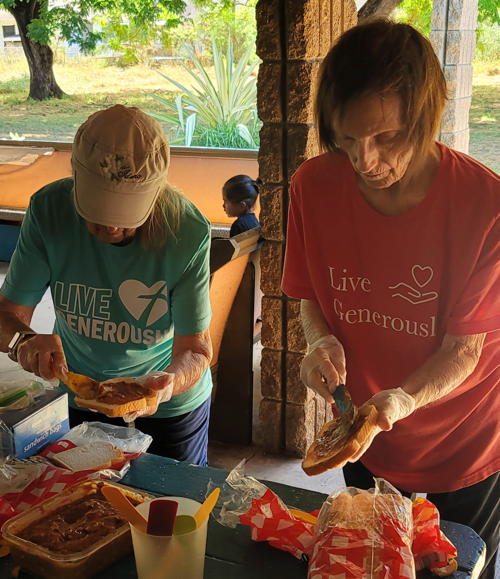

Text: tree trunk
xmin=9 ymin=1 xmax=65 ymax=100
xmin=358 ymin=0 xmax=403 ymax=23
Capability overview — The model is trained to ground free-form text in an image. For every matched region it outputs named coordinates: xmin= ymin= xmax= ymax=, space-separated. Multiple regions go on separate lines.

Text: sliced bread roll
xmin=51 ymin=441 xmax=124 ymax=471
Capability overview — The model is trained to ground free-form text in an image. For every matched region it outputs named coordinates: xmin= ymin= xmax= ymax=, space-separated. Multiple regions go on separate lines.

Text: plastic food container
xmin=1 ymin=480 xmax=153 ymax=579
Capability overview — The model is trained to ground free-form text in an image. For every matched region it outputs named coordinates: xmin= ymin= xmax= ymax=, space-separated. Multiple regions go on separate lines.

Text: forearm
xmin=0 ymin=308 xmax=35 ymax=352
xmin=167 ymin=330 xmax=213 ymax=396
xmin=401 ymin=333 xmax=486 ymax=408
xmin=300 ymin=299 xmax=333 ymax=345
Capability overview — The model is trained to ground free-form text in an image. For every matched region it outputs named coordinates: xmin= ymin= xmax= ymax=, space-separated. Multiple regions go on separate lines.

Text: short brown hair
xmin=315 ymin=20 xmax=447 ymax=160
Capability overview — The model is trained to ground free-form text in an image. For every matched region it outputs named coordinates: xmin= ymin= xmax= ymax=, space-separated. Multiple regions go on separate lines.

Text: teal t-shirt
xmin=1 ymin=178 xmax=212 ymax=417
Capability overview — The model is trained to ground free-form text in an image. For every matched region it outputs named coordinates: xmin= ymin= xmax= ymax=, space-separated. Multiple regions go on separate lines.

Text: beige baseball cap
xmin=72 ymin=104 xmax=170 ymax=229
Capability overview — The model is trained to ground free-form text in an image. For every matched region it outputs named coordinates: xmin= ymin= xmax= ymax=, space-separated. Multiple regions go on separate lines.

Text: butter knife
xmin=333 ymin=384 xmax=357 ymax=423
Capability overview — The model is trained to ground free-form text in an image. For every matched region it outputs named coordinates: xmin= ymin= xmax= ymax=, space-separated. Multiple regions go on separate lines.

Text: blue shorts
xmin=68 ymin=396 xmax=211 ymax=466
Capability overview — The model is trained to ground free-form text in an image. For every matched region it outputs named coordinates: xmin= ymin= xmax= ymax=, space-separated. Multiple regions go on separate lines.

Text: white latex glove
xmin=348 ymin=387 xmax=417 ymax=463
xmin=123 ymin=371 xmax=175 ymax=423
xmin=299 ymin=335 xmax=346 ymax=404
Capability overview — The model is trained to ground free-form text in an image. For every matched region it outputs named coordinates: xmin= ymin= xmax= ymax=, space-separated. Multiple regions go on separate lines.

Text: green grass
xmin=468 ymin=84 xmax=499 ymax=172
xmin=0 ymin=57 xmax=498 ymax=172
xmin=0 ymin=89 xmax=177 ymax=141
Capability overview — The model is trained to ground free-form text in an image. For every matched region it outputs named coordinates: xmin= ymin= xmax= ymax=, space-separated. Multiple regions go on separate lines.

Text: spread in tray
xmin=19 ymin=489 xmax=136 ymax=554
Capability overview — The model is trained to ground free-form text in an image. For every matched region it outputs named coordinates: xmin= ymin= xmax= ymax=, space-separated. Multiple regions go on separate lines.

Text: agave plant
xmin=149 ymin=41 xmax=260 ymax=149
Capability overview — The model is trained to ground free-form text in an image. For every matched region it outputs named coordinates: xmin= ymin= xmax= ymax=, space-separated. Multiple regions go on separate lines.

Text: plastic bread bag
xmin=412 ymin=497 xmax=458 ymax=576
xmin=308 ymin=478 xmax=415 ymax=579
xmin=216 ymin=460 xmax=317 ymax=559
xmin=38 ymin=421 xmax=153 ymax=481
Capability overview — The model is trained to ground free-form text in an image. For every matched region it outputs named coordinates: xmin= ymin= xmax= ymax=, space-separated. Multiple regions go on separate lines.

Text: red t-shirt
xmin=282 ymin=143 xmax=499 ymax=493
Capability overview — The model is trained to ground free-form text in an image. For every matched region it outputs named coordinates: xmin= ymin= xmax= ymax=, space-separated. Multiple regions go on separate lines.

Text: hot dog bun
xmin=302 ymin=405 xmax=378 ymax=476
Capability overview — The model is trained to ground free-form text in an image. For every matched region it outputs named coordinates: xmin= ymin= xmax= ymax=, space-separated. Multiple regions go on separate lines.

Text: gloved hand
xmin=123 ymin=371 xmax=175 ymax=422
xmin=16 ymin=333 xmax=67 ymax=382
xmin=348 ymin=387 xmax=416 ymax=462
xmin=300 ymin=335 xmax=346 ymax=404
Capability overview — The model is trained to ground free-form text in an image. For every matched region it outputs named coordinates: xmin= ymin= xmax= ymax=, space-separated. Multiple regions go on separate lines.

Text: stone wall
xmin=256 ymin=0 xmax=357 ymax=455
xmin=431 ymin=0 xmax=479 ymax=152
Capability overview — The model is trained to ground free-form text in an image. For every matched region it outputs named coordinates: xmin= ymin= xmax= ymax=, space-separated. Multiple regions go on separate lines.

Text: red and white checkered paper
xmin=307 ymin=514 xmax=415 ymax=579
xmin=234 ymin=486 xmax=457 ymax=578
xmin=239 ymin=488 xmax=317 ymax=559
xmin=412 ymin=498 xmax=457 ymax=574
xmin=0 ymin=438 xmax=142 ymax=527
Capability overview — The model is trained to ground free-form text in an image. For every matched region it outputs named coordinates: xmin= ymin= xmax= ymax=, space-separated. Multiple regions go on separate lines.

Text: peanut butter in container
xmin=1 ymin=480 xmax=153 ymax=579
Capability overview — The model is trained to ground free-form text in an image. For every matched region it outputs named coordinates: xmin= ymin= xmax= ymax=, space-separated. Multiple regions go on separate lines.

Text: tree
xmin=358 ymin=0 xmax=403 ymax=22
xmin=1 ymin=0 xmax=185 ymax=101
xmin=358 ymin=0 xmax=500 ymax=28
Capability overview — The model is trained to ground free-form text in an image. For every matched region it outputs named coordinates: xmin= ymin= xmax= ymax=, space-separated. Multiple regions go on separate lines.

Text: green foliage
xmin=174 ymin=0 xmax=257 ymax=60
xmin=94 ymin=8 xmax=182 ymax=65
xmin=393 ymin=0 xmax=432 ymax=35
xmin=149 ymin=41 xmax=260 ymax=149
xmin=478 ymin=0 xmax=500 ymax=25
xmin=394 ymin=0 xmax=499 ymax=35
xmin=1 ymin=0 xmax=185 ymax=52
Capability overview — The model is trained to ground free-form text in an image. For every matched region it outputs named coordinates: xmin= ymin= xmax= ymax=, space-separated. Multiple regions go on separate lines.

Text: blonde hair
xmin=138 ymin=182 xmax=188 ymax=250
xmin=315 ymin=19 xmax=447 ymax=162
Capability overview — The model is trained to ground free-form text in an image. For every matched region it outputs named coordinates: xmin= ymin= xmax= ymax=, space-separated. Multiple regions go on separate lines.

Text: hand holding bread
xmin=121 ymin=372 xmax=175 ymax=422
xmin=56 ymin=370 xmax=174 ymax=418
xmin=300 ymin=335 xmax=346 ymax=404
xmin=345 ymin=387 xmax=416 ymax=464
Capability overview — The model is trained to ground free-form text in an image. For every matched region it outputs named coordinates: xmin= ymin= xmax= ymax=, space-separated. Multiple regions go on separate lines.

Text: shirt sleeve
xmin=230 ymin=219 xmax=244 ymax=237
xmin=0 ymin=197 xmax=50 ymax=306
xmin=447 ymin=216 xmax=500 ymax=335
xmin=170 ymin=227 xmax=212 ymax=336
xmin=281 ymin=177 xmax=317 ymax=300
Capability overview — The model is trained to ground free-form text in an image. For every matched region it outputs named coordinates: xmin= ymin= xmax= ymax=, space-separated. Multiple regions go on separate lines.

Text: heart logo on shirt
xmin=118 ymin=280 xmax=169 ymax=327
xmin=412 ymin=265 xmax=433 ymax=288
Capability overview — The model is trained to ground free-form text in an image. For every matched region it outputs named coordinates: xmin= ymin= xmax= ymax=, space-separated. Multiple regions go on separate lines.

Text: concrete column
xmin=256 ymin=0 xmax=357 ymax=455
xmin=430 ymin=0 xmax=479 ymax=152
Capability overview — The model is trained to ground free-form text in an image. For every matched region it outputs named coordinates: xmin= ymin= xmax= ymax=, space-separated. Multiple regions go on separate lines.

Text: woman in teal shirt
xmin=0 ymin=105 xmax=213 ymax=464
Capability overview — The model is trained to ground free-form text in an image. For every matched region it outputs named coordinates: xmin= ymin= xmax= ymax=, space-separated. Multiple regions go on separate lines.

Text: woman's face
xmin=222 ymin=193 xmax=246 ymax=218
xmin=333 ymin=92 xmax=414 ymax=192
xmin=85 ymin=222 xmax=137 ymax=245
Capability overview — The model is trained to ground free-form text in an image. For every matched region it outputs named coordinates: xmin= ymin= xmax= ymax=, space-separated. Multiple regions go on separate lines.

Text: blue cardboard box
xmin=0 ymin=390 xmax=69 ymax=459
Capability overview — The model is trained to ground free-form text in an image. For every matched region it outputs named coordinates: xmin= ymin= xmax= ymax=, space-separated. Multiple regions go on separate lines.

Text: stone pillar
xmin=430 ymin=0 xmax=479 ymax=153
xmin=256 ymin=0 xmax=357 ymax=455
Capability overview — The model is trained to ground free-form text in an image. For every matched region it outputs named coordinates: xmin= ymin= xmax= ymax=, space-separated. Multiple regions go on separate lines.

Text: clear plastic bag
xmin=59 ymin=421 xmax=152 ymax=454
xmin=309 ymin=479 xmax=415 ymax=578
xmin=216 ymin=460 xmax=317 ymax=559
xmin=0 ymin=366 xmax=55 ymax=412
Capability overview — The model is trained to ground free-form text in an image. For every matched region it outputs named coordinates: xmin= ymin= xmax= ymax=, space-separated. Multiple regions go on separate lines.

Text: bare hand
xmin=16 ymin=333 xmax=67 ymax=381
xmin=300 ymin=335 xmax=346 ymax=404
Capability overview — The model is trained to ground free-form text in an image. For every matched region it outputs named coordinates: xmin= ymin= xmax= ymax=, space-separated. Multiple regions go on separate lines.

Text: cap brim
xmin=73 ymin=162 xmax=163 ymax=229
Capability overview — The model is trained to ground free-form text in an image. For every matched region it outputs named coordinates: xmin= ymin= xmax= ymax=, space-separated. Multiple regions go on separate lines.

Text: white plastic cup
xmin=130 ymin=496 xmax=208 ymax=579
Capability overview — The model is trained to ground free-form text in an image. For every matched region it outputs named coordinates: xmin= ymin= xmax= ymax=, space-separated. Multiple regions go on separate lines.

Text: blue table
xmin=1 ymin=453 xmax=486 ymax=577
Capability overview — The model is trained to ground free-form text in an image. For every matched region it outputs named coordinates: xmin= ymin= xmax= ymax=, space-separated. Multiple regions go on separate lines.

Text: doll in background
xmin=222 ymin=174 xmax=260 ymax=237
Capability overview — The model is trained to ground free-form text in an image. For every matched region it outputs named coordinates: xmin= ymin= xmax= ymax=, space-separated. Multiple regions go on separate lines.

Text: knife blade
xmin=333 ymin=384 xmax=357 ymax=423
